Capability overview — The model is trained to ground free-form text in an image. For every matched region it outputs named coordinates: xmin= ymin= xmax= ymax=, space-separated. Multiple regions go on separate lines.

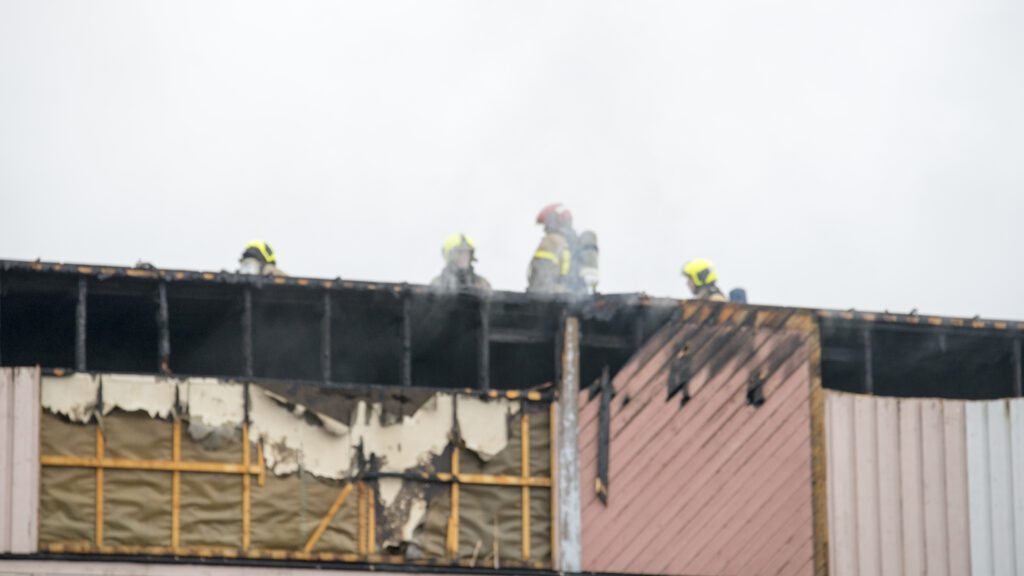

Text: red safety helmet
xmin=536 ymin=203 xmax=573 ymax=227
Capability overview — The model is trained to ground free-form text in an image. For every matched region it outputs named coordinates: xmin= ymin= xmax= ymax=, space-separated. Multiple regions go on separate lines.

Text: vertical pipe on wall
xmin=157 ymin=283 xmax=170 ymax=375
xmin=76 ymin=277 xmax=87 ymax=372
xmin=556 ymin=315 xmax=581 ymax=572
xmin=321 ymin=291 xmax=332 ymax=384
xmin=242 ymin=287 xmax=253 ymax=378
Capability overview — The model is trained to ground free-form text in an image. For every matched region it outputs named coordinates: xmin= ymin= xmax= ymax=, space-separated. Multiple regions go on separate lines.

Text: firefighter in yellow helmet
xmin=682 ymin=258 xmax=726 ymax=301
xmin=431 ymin=234 xmax=491 ymax=292
xmin=238 ymin=240 xmax=286 ymax=277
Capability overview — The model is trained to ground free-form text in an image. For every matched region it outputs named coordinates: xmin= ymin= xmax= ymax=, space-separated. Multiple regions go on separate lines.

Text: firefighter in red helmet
xmin=527 ymin=203 xmax=596 ymax=296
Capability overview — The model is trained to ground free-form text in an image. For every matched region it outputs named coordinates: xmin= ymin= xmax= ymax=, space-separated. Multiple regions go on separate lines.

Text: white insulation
xmin=40 ymin=374 xmax=520 ymax=480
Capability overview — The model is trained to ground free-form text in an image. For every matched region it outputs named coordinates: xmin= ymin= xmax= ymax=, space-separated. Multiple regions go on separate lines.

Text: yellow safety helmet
xmin=682 ymin=258 xmax=718 ymax=287
xmin=242 ymin=240 xmax=276 ymax=264
xmin=442 ymin=233 xmax=476 ymax=261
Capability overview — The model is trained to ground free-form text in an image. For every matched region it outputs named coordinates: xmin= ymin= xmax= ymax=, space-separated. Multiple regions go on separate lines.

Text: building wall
xmin=578 ymin=305 xmax=817 ymax=576
xmin=0 ymin=367 xmax=39 ymax=554
xmin=826 ymin=391 xmax=1024 ymax=576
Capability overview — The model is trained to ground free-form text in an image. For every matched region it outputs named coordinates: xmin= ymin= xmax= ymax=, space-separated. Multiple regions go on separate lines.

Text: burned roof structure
xmin=1 ymin=258 xmax=1022 ymax=576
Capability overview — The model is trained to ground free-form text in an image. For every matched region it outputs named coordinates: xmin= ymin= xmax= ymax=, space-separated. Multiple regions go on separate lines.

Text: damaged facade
xmin=33 ymin=372 xmax=548 ymax=566
xmin=2 ymin=259 xmax=1024 ymax=576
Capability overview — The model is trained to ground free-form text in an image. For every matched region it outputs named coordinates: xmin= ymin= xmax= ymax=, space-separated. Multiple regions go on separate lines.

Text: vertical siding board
xmin=0 ymin=368 xmax=13 ymax=552
xmin=10 ymin=367 xmax=40 ymax=553
xmin=1009 ymin=399 xmax=1024 ymax=576
xmin=966 ymin=401 xmax=993 ymax=576
xmin=1011 ymin=399 xmax=1024 ymax=576
xmin=875 ymin=396 xmax=904 ymax=576
xmin=899 ymin=399 xmax=926 ymax=576
xmin=941 ymin=402 xmax=971 ymax=576
xmin=826 ymin=393 xmax=839 ymax=576
xmin=921 ymin=398 xmax=951 ymax=576
xmin=853 ymin=394 xmax=882 ymax=575
xmin=986 ymin=401 xmax=1015 ymax=576
xmin=828 ymin=392 xmax=859 ymax=576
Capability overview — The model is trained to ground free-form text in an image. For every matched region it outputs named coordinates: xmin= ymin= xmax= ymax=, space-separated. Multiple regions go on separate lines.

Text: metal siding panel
xmin=986 ymin=401 xmax=1015 ymax=576
xmin=580 ymin=317 xmax=815 ymax=576
xmin=921 ymin=398 xmax=950 ymax=576
xmin=0 ymin=368 xmax=13 ymax=552
xmin=942 ymin=402 xmax=971 ymax=576
xmin=10 ymin=367 xmax=40 ymax=553
xmin=899 ymin=399 xmax=926 ymax=576
xmin=966 ymin=401 xmax=993 ymax=576
xmin=875 ymin=396 xmax=904 ymax=576
xmin=853 ymin=394 xmax=882 ymax=576
xmin=1011 ymin=399 xmax=1024 ymax=576
xmin=828 ymin=391 xmax=860 ymax=576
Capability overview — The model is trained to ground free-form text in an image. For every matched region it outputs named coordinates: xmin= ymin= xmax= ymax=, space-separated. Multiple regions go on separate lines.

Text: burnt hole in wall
xmin=252 ymin=287 xmax=321 ymax=381
xmin=87 ymin=278 xmax=159 ymax=374
xmin=330 ymin=291 xmax=403 ymax=386
xmin=168 ymin=283 xmax=244 ymax=377
xmin=0 ymin=273 xmax=77 ymax=368
xmin=410 ymin=293 xmax=479 ymax=389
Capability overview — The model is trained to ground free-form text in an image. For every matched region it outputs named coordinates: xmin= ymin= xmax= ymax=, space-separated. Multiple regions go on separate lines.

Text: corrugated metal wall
xmin=0 ymin=366 xmax=40 ymax=554
xmin=578 ymin=305 xmax=817 ymax=576
xmin=826 ymin=391 xmax=1024 ymax=576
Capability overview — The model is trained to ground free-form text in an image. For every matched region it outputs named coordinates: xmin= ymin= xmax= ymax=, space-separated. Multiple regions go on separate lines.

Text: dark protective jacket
xmin=430 ymin=266 xmax=491 ymax=292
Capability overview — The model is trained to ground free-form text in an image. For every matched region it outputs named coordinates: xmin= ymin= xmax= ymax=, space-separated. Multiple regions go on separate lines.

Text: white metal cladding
xmin=966 ymin=399 xmax=1024 ymax=576
xmin=826 ymin=392 xmax=973 ymax=576
xmin=0 ymin=367 xmax=40 ymax=554
xmin=827 ymin=391 xmax=1024 ymax=576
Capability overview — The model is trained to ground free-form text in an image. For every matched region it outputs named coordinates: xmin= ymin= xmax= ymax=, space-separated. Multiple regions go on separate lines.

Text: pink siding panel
xmin=580 ymin=306 xmax=816 ymax=576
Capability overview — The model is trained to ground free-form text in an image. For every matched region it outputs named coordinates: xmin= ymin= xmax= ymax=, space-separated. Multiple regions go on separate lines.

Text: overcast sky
xmin=1 ymin=0 xmax=1021 ymax=319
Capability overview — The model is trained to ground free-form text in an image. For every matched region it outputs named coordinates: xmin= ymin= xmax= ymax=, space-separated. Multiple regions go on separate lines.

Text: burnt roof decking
xmin=0 ymin=259 xmax=677 ymax=393
xmin=1 ymin=259 xmax=1021 ymax=400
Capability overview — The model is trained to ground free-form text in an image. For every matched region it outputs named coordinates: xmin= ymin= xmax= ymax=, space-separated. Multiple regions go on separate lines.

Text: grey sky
xmin=1 ymin=0 xmax=1022 ymax=319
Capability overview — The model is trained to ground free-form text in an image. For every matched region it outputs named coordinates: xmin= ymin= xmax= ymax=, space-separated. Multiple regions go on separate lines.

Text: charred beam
xmin=0 ymin=271 xmax=3 ymax=366
xmin=157 ymin=282 xmax=170 ymax=375
xmin=242 ymin=287 xmax=253 ymax=378
xmin=863 ymin=327 xmax=874 ymax=395
xmin=76 ymin=277 xmax=87 ymax=372
xmin=401 ymin=291 xmax=412 ymax=387
xmin=596 ymin=365 xmax=611 ymax=505
xmin=321 ymin=291 xmax=332 ymax=383
xmin=478 ymin=296 xmax=491 ymax=391
xmin=1014 ymin=338 xmax=1022 ymax=398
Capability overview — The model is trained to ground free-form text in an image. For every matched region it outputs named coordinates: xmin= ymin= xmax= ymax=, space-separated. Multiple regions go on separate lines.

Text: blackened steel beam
xmin=1013 ymin=338 xmax=1022 ymax=398
xmin=596 ymin=365 xmax=611 ymax=505
xmin=0 ymin=271 xmax=3 ymax=366
xmin=401 ymin=292 xmax=412 ymax=387
xmin=76 ymin=277 xmax=88 ymax=372
xmin=321 ymin=291 xmax=332 ymax=383
xmin=478 ymin=296 xmax=491 ymax=391
xmin=863 ymin=327 xmax=874 ymax=395
xmin=633 ymin=313 xmax=646 ymax=349
xmin=242 ymin=287 xmax=253 ymax=378
xmin=157 ymin=282 xmax=171 ymax=374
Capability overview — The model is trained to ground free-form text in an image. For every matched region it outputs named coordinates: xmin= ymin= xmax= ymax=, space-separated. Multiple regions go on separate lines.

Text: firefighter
xmin=528 ymin=203 xmax=592 ymax=296
xmin=238 ymin=240 xmax=286 ymax=277
xmin=682 ymin=258 xmax=726 ymax=301
xmin=431 ymin=233 xmax=491 ymax=292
